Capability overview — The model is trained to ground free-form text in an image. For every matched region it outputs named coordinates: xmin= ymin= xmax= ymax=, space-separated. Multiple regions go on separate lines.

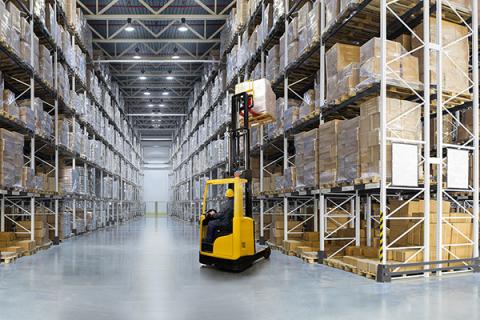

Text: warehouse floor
xmin=0 ymin=217 xmax=479 ymax=320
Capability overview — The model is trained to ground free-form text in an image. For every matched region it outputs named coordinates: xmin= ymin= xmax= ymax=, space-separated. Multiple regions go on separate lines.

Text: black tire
xmin=263 ymin=247 xmax=271 ymax=259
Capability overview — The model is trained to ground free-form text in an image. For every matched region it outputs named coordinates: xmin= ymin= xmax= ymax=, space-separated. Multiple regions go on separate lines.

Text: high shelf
xmin=169 ymin=0 xmax=479 ymax=281
xmin=0 ymin=0 xmax=144 ymax=252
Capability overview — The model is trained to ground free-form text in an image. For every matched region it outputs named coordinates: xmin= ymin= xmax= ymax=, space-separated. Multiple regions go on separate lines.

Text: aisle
xmin=0 ymin=217 xmax=478 ymax=320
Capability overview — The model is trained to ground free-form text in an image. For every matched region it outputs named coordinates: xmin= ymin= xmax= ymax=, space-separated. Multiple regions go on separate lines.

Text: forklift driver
xmin=204 ymin=189 xmax=235 ymax=243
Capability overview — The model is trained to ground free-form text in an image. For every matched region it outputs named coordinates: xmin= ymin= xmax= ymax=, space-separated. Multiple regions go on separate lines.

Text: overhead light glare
xmin=138 ymin=76 xmax=147 ymax=80
xmin=162 ymin=91 xmax=169 ymax=96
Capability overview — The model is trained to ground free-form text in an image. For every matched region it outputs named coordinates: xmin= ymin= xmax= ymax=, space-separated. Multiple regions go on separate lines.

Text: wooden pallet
xmin=300 ymin=252 xmax=318 ymax=264
xmin=354 ymin=176 xmax=380 ymax=185
xmin=1 ymin=252 xmax=18 ymax=264
xmin=430 ymin=89 xmax=473 ymax=108
xmin=37 ymin=241 xmax=52 ymax=251
xmin=22 ymin=247 xmax=38 ymax=257
xmin=266 ymin=241 xmax=282 ymax=251
xmin=240 ymin=113 xmax=275 ymax=127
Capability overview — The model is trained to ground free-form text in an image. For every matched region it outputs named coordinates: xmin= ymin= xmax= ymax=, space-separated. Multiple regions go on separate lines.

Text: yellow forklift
xmin=199 ymin=81 xmax=271 ymax=271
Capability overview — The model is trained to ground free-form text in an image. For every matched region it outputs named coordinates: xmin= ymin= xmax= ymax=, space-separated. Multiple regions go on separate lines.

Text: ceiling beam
xmin=127 ymin=113 xmax=186 ymax=117
xmin=94 ymin=58 xmax=219 ymax=63
xmin=85 ymin=14 xmax=228 ymax=21
xmin=93 ymin=39 xmax=221 ymax=44
xmin=112 ymin=72 xmax=200 ymax=78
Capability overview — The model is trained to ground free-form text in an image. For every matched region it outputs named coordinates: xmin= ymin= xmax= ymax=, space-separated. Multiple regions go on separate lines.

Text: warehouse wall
xmin=143 ymin=169 xmax=170 ymax=214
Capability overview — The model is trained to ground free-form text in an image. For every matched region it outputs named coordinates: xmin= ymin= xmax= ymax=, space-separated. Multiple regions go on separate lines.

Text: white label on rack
xmin=447 ymin=149 xmax=469 ymax=189
xmin=392 ymin=143 xmax=418 ymax=187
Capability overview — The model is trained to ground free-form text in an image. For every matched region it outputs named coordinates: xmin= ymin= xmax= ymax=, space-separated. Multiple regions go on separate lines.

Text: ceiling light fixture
xmin=148 ymin=104 xmax=154 ymax=107
xmin=172 ymin=47 xmax=180 ymax=59
xmin=138 ymin=69 xmax=147 ymax=80
xmin=144 ymin=89 xmax=151 ymax=96
xmin=133 ymin=47 xmax=141 ymax=59
xmin=125 ymin=18 xmax=135 ymax=32
xmin=158 ymin=104 xmax=165 ymax=107
xmin=166 ymin=70 xmax=174 ymax=80
xmin=178 ymin=18 xmax=188 ymax=32
xmin=162 ymin=91 xmax=169 ymax=96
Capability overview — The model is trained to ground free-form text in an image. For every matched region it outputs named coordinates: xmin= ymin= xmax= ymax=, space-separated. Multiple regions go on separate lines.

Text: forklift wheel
xmin=263 ymin=247 xmax=271 ymax=259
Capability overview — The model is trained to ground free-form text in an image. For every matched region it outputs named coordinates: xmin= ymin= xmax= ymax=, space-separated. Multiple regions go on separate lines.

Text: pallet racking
xmin=169 ymin=0 xmax=479 ymax=281
xmin=0 ymin=0 xmax=144 ymax=250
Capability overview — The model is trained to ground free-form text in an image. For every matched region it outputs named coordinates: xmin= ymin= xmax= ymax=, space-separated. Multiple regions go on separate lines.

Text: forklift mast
xmin=229 ymin=92 xmax=252 ymax=218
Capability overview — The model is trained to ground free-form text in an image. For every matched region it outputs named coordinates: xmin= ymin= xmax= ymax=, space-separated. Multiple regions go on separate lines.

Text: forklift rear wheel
xmin=263 ymin=247 xmax=271 ymax=259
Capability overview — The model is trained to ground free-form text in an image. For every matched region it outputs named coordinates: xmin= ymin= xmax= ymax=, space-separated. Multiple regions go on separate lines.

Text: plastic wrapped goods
xmin=326 ymin=43 xmax=360 ymax=103
xmin=412 ymin=18 xmax=469 ymax=95
xmin=319 ymin=120 xmax=340 ymax=186
xmin=59 ymin=166 xmax=79 ymax=193
xmin=266 ymin=45 xmax=280 ymax=82
xmin=284 ymin=106 xmax=299 ymax=131
xmin=358 ymin=97 xmax=422 ymax=181
xmin=325 ymin=0 xmax=340 ymax=29
xmin=337 ymin=118 xmax=359 ymax=184
xmin=234 ymin=79 xmax=276 ymax=120
xmin=302 ymin=129 xmax=319 ymax=188
xmin=299 ymin=90 xmax=316 ymax=119
xmin=0 ymin=129 xmax=24 ymax=188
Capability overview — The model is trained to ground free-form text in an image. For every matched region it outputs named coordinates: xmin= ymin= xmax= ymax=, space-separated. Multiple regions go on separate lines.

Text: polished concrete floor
xmin=0 ymin=217 xmax=479 ymax=320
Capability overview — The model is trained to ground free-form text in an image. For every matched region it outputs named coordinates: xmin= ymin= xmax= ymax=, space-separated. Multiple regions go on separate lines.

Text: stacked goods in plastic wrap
xmin=266 ymin=45 xmax=280 ymax=82
xmin=283 ymin=99 xmax=301 ymax=131
xmin=2 ymin=88 xmax=20 ymax=120
xmin=325 ymin=43 xmax=360 ymax=104
xmin=266 ymin=98 xmax=284 ymax=138
xmin=319 ymin=120 xmax=340 ymax=187
xmin=357 ymin=38 xmax=420 ymax=90
xmin=298 ymin=1 xmax=321 ymax=55
xmin=0 ymin=129 xmax=24 ymax=189
xmin=5 ymin=2 xmax=21 ymax=57
xmin=412 ymin=18 xmax=469 ymax=96
xmin=22 ymin=167 xmax=35 ymax=190
xmin=220 ymin=0 xmax=249 ymax=56
xmin=283 ymin=167 xmax=296 ymax=192
xmin=337 ymin=118 xmax=359 ymax=184
xmin=48 ymin=212 xmax=72 ymax=240
xmin=294 ymin=128 xmax=319 ymax=189
xmin=38 ymin=45 xmax=53 ymax=86
xmin=279 ymin=19 xmax=298 ymax=71
xmin=358 ymin=97 xmax=422 ymax=181
xmin=298 ymin=89 xmax=317 ymax=119
xmin=235 ymin=79 xmax=276 ymax=120
xmin=59 ymin=166 xmax=79 ymax=193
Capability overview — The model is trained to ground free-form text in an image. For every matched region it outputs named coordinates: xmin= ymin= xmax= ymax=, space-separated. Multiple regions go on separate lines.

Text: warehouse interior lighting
xmin=143 ymin=90 xmax=151 ymax=95
xmin=125 ymin=18 xmax=135 ymax=32
xmin=162 ymin=91 xmax=169 ymax=96
xmin=178 ymin=18 xmax=188 ymax=32
xmin=166 ymin=76 xmax=174 ymax=80
xmin=138 ymin=75 xmax=147 ymax=80
xmin=158 ymin=104 xmax=165 ymax=107
xmin=141 ymin=138 xmax=173 ymax=141
xmin=148 ymin=104 xmax=154 ymax=107
xmin=133 ymin=55 xmax=141 ymax=59
xmin=172 ymin=47 xmax=180 ymax=59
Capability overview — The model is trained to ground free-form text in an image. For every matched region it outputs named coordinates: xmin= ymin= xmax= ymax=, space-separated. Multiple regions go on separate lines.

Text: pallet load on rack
xmin=318 ymin=121 xmax=339 ymax=188
xmin=358 ymin=97 xmax=422 ymax=184
xmin=15 ymin=217 xmax=50 ymax=247
xmin=0 ymin=232 xmax=36 ymax=256
xmin=412 ymin=18 xmax=469 ymax=99
xmin=0 ymin=128 xmax=24 ymax=190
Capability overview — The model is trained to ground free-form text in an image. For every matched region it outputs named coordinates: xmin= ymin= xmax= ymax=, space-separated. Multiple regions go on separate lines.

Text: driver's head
xmin=225 ymin=188 xmax=234 ymax=198
xmin=206 ymin=209 xmax=217 ymax=215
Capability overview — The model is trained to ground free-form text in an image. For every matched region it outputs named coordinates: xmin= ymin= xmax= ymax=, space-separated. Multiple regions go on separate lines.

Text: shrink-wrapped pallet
xmin=22 ymin=167 xmax=35 ymax=190
xmin=266 ymin=45 xmax=280 ymax=82
xmin=357 ymin=38 xmax=420 ymax=90
xmin=319 ymin=120 xmax=340 ymax=186
xmin=284 ymin=167 xmax=296 ymax=192
xmin=325 ymin=0 xmax=340 ymax=29
xmin=0 ymin=129 xmax=24 ymax=188
xmin=326 ymin=43 xmax=360 ymax=104
xmin=303 ymin=129 xmax=319 ymax=188
xmin=299 ymin=90 xmax=316 ymax=120
xmin=337 ymin=118 xmax=359 ymax=184
xmin=412 ymin=18 xmax=469 ymax=95
xmin=358 ymin=97 xmax=422 ymax=181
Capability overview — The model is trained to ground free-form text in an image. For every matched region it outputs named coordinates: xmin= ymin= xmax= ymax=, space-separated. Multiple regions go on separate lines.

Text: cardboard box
xmin=319 ymin=120 xmax=340 ymax=185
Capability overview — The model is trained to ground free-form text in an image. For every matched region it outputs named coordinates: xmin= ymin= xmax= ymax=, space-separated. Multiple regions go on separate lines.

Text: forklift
xmin=199 ymin=81 xmax=271 ymax=271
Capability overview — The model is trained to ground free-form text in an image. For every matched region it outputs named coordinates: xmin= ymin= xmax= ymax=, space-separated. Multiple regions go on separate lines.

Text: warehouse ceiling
xmin=79 ymin=0 xmax=233 ymax=164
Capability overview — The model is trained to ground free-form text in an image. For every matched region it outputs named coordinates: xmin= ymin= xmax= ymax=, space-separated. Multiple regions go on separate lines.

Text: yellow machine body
xmin=199 ymin=177 xmax=269 ymax=271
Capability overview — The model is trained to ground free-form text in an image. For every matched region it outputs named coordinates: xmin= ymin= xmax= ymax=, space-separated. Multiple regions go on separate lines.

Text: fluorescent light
xmin=178 ymin=26 xmax=188 ymax=32
xmin=125 ymin=25 xmax=135 ymax=32
xmin=138 ymin=76 xmax=147 ymax=80
xmin=171 ymin=55 xmax=180 ymax=59
xmin=158 ymin=104 xmax=165 ymax=107
xmin=166 ymin=76 xmax=175 ymax=80
xmin=148 ymin=104 xmax=154 ymax=107
xmin=143 ymin=91 xmax=151 ymax=96
xmin=162 ymin=91 xmax=169 ymax=96
xmin=133 ymin=55 xmax=141 ymax=59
